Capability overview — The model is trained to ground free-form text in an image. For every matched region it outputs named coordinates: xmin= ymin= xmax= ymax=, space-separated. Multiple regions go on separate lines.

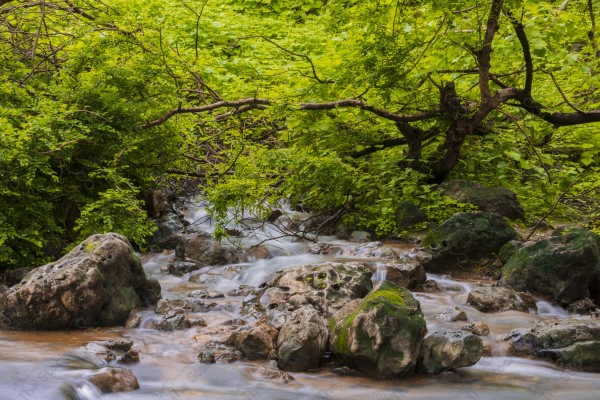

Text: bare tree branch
xmin=300 ymin=99 xmax=441 ymax=122
xmin=479 ymin=0 xmax=504 ymax=101
xmin=140 ymin=98 xmax=270 ymax=129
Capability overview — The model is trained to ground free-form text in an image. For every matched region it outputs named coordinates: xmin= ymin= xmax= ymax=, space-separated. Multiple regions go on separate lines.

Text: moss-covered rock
xmin=422 ymin=212 xmax=518 ymax=273
xmin=501 ymin=229 xmax=599 ymax=305
xmin=439 ymin=180 xmax=525 ymax=219
xmin=395 ymin=201 xmax=427 ymax=231
xmin=505 ymin=319 xmax=600 ymax=371
xmin=328 ymin=281 xmax=427 ymax=379
xmin=1 ymin=233 xmax=160 ymax=329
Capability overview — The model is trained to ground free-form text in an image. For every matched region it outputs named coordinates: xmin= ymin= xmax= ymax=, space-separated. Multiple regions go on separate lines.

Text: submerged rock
xmin=501 ymin=228 xmax=599 ymax=305
xmin=86 ymin=367 xmax=140 ymax=394
xmin=328 ymin=281 xmax=427 ymax=379
xmin=1 ymin=233 xmax=161 ymax=329
xmin=435 ymin=306 xmax=468 ymax=322
xmin=466 ymin=286 xmax=536 ymax=313
xmin=417 ymin=329 xmax=483 ymax=374
xmin=277 ymin=307 xmax=329 ymax=371
xmin=505 ymin=319 xmax=600 ymax=371
xmin=422 ymin=212 xmax=518 ymax=273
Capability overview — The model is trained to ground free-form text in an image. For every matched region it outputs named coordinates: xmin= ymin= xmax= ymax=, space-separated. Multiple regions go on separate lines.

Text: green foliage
xmin=3 ymin=0 xmax=600 ymax=270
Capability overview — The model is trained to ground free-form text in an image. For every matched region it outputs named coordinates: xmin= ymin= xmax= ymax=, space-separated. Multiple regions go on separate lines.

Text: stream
xmin=0 ymin=202 xmax=599 ymax=399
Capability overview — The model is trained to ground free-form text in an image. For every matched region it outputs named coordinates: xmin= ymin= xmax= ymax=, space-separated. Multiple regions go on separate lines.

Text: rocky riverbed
xmin=1 ymin=199 xmax=600 ymax=399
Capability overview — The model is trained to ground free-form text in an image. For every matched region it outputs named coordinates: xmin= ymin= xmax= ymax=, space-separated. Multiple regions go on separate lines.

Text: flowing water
xmin=0 ymin=203 xmax=599 ymax=399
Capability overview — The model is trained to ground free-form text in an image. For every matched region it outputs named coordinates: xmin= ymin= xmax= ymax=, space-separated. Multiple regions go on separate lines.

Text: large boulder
xmin=277 ymin=307 xmax=329 ymax=371
xmin=381 ymin=262 xmax=427 ymax=290
xmin=501 ymin=228 xmax=599 ymax=305
xmin=175 ymin=232 xmax=240 ymax=270
xmin=417 ymin=329 xmax=483 ymax=374
xmin=466 ymin=286 xmax=536 ymax=313
xmin=422 ymin=212 xmax=518 ymax=273
xmin=87 ymin=367 xmax=140 ymax=394
xmin=251 ymin=263 xmax=373 ymax=318
xmin=328 ymin=281 xmax=427 ymax=379
xmin=1 ymin=233 xmax=160 ymax=329
xmin=439 ymin=180 xmax=525 ymax=220
xmin=505 ymin=319 xmax=600 ymax=371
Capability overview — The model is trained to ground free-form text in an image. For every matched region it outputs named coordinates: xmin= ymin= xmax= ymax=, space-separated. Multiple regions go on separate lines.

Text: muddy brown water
xmin=1 ymin=210 xmax=599 ymax=399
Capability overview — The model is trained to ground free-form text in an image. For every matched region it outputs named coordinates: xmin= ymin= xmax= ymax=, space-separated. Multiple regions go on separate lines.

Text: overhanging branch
xmin=140 ymin=98 xmax=270 ymax=129
xmin=300 ymin=99 xmax=441 ymax=122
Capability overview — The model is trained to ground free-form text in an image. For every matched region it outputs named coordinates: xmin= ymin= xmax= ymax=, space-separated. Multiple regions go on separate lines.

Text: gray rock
xmin=417 ymin=329 xmax=483 ymax=374
xmin=1 ymin=233 xmax=160 ymax=329
xmin=505 ymin=319 xmax=600 ymax=371
xmin=349 ymin=231 xmax=371 ymax=242
xmin=84 ymin=340 xmax=139 ymax=364
xmin=422 ymin=212 xmax=518 ymax=273
xmin=435 ymin=306 xmax=468 ymax=322
xmin=277 ymin=307 xmax=329 ymax=371
xmin=155 ymin=298 xmax=196 ymax=315
xmin=439 ymin=180 xmax=525 ymax=220
xmin=381 ymin=262 xmax=427 ymax=290
xmin=467 ymin=286 xmax=536 ymax=313
xmin=256 ymin=263 xmax=373 ymax=317
xmin=351 ymin=241 xmax=397 ymax=259
xmin=328 ymin=281 xmax=427 ymax=379
xmin=502 ymin=228 xmax=600 ymax=305
xmin=151 ymin=213 xmax=185 ymax=250
xmin=175 ymin=232 xmax=240 ymax=270
xmin=396 ymin=201 xmax=427 ymax=231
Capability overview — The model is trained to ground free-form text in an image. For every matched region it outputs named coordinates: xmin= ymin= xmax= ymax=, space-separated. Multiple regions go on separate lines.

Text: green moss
xmin=84 ymin=241 xmax=97 ymax=253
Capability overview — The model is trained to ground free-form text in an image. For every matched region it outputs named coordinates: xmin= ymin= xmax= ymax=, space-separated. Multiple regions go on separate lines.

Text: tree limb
xmin=506 ymin=9 xmax=533 ymax=95
xmin=140 ymin=98 xmax=270 ymax=129
xmin=300 ymin=99 xmax=441 ymax=122
xmin=479 ymin=0 xmax=504 ymax=101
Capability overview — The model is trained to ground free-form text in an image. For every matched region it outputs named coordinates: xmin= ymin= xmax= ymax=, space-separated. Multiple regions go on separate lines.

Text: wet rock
xmin=188 ymin=272 xmax=220 ymax=285
xmin=349 ymin=231 xmax=371 ymax=242
xmin=417 ymin=329 xmax=483 ymax=374
xmin=329 ymin=281 xmax=427 ymax=379
xmin=351 ymin=241 xmax=397 ymax=259
xmin=435 ymin=306 xmax=468 ymax=322
xmin=189 ymin=316 xmax=207 ymax=327
xmin=156 ymin=298 xmax=196 ymax=315
xmin=124 ymin=312 xmax=142 ymax=328
xmin=86 ymin=367 xmax=140 ymax=394
xmin=467 ymin=286 xmax=536 ymax=313
xmin=461 ymin=322 xmax=490 ymax=336
xmin=256 ymin=263 xmax=373 ymax=317
xmin=439 ymin=180 xmax=525 ymax=220
xmin=505 ymin=319 xmax=600 ymax=371
xmin=1 ymin=233 xmax=161 ymax=329
xmin=228 ymin=285 xmax=256 ymax=297
xmin=198 ymin=351 xmax=216 ymax=364
xmin=226 ymin=322 xmax=278 ymax=360
xmin=85 ymin=340 xmax=139 ymax=364
xmin=175 ymin=232 xmax=240 ymax=270
xmin=156 ymin=312 xmax=191 ymax=331
xmin=568 ymin=298 xmax=598 ymax=314
xmin=197 ymin=342 xmax=241 ymax=364
xmin=151 ymin=213 xmax=185 ymax=250
xmin=396 ymin=201 xmax=427 ymax=231
xmin=277 ymin=307 xmax=329 ymax=371
xmin=188 ymin=289 xmax=225 ymax=299
xmin=501 ymin=228 xmax=600 ymax=306
xmin=381 ymin=262 xmax=427 ymax=290
xmin=244 ymin=246 xmax=270 ymax=261
xmin=422 ymin=212 xmax=518 ymax=273
xmin=168 ymin=260 xmax=198 ymax=276
xmin=414 ymin=280 xmax=441 ymax=293
xmin=246 ymin=365 xmax=294 ymax=383
xmin=145 ymin=189 xmax=169 ymax=219
xmin=306 ymin=243 xmax=343 ymax=256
